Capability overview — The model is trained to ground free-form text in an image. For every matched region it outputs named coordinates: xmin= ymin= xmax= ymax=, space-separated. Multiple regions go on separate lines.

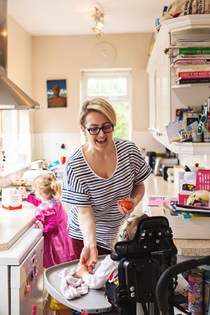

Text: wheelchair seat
xmin=107 ymin=216 xmax=178 ymax=315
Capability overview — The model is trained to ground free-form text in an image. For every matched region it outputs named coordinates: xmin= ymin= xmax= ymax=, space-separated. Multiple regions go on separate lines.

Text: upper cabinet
xmin=147 ymin=14 xmax=210 ymax=154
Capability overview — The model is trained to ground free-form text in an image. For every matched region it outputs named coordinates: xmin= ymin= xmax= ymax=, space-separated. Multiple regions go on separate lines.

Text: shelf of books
xmin=147 ymin=15 xmax=210 ymax=155
xmin=167 ymin=46 xmax=210 ymax=86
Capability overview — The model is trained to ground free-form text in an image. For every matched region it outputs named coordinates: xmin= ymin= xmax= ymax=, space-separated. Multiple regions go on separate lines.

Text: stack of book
xmin=172 ymin=47 xmax=210 ymax=84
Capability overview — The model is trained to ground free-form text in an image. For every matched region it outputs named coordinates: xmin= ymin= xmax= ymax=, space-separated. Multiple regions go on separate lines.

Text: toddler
xmin=20 ymin=172 xmax=75 ymax=268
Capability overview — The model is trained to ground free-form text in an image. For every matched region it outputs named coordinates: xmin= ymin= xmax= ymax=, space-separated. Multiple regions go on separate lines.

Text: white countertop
xmin=0 ymin=202 xmax=36 ymax=251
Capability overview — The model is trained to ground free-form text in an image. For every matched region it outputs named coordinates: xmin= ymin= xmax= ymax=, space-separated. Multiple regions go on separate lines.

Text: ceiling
xmin=8 ymin=0 xmax=173 ymax=36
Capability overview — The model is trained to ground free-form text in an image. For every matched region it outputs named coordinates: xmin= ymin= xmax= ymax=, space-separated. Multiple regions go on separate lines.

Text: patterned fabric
xmin=62 ymin=138 xmax=152 ymax=249
xmin=26 ymin=195 xmax=75 ymax=268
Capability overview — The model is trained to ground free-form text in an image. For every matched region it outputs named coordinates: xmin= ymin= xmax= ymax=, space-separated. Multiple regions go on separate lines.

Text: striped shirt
xmin=62 ymin=138 xmax=152 ymax=249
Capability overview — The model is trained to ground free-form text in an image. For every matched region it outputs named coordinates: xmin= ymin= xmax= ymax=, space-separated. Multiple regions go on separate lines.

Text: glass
xmin=83 ymin=124 xmax=114 ymax=135
xmin=197 ymin=114 xmax=207 ymax=135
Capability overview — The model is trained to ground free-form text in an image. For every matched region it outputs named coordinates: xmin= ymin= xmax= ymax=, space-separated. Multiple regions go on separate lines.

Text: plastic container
xmin=2 ymin=188 xmax=22 ymax=210
xmin=195 ymin=170 xmax=210 ymax=191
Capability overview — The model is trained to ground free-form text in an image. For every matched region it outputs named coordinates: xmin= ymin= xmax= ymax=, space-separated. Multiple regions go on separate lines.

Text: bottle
xmin=203 ymin=109 xmax=210 ymax=142
xmin=60 ymin=143 xmax=67 ymax=165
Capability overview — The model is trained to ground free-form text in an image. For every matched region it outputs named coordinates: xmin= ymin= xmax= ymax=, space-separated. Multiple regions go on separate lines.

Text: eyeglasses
xmin=83 ymin=124 xmax=114 ymax=135
xmin=197 ymin=114 xmax=207 ymax=135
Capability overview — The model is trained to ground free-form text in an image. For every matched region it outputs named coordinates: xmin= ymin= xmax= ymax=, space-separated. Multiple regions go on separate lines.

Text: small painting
xmin=47 ymin=79 xmax=67 ymax=108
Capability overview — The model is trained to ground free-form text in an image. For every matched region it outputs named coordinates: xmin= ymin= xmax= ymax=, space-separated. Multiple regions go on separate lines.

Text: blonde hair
xmin=33 ymin=172 xmax=62 ymax=200
xmin=115 ymin=214 xmax=148 ymax=245
xmin=79 ymin=98 xmax=116 ymax=126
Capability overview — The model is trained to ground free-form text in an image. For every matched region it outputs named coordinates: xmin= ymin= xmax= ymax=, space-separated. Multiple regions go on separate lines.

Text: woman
xmin=62 ymin=97 xmax=152 ymax=271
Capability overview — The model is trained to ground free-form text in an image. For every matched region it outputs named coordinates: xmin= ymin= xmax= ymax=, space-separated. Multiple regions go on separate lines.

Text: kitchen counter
xmin=0 ymin=202 xmax=35 ymax=251
xmin=141 ymin=173 xmax=210 ymax=258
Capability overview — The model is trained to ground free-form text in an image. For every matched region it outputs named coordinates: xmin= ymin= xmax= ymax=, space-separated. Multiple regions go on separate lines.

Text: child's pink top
xmin=26 ymin=194 xmax=75 ymax=268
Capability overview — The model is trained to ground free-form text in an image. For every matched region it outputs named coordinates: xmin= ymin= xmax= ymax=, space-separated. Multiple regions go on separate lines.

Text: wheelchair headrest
xmin=112 ymin=216 xmax=177 ymax=260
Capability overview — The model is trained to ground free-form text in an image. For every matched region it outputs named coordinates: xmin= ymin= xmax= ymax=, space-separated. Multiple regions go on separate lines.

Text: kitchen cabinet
xmin=147 ymin=14 xmax=210 ymax=154
xmin=0 ymin=203 xmax=45 ymax=315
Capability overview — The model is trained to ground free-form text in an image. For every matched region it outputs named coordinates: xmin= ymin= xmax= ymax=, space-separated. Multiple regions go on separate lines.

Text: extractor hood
xmin=0 ymin=0 xmax=40 ymax=110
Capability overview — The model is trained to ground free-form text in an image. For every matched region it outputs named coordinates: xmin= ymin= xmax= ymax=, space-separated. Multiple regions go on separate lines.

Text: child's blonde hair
xmin=116 ymin=214 xmax=148 ymax=244
xmin=33 ymin=172 xmax=62 ymax=200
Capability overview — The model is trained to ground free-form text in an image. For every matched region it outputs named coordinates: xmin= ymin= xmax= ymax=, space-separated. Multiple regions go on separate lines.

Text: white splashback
xmin=32 ymin=132 xmax=210 ymax=170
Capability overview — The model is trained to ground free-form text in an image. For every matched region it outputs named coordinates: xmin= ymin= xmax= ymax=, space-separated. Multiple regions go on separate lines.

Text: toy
xmin=186 ymin=190 xmax=209 ymax=206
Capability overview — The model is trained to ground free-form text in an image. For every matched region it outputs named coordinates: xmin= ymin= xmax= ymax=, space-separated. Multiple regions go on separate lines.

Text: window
xmin=82 ymin=70 xmax=132 ymax=140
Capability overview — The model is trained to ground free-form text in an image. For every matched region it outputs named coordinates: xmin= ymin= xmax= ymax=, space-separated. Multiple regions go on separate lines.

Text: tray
xmin=44 ymin=257 xmax=112 ymax=313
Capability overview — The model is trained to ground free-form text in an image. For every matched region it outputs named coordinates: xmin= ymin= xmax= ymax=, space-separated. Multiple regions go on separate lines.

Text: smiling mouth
xmin=96 ymin=138 xmax=107 ymax=143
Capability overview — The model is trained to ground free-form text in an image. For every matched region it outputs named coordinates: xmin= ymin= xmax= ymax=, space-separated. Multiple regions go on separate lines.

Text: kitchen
xmin=1 ymin=0 xmax=210 ymax=314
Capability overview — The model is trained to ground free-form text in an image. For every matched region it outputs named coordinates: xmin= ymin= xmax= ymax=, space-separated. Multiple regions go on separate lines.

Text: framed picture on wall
xmin=47 ymin=79 xmax=67 ymax=108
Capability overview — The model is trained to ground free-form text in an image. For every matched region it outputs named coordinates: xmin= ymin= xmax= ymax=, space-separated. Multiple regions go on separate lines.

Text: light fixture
xmin=91 ymin=7 xmax=104 ymax=37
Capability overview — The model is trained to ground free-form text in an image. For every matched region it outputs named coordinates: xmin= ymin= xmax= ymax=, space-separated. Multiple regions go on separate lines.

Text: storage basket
xmin=195 ymin=169 xmax=210 ymax=191
xmin=178 ymin=169 xmax=210 ymax=205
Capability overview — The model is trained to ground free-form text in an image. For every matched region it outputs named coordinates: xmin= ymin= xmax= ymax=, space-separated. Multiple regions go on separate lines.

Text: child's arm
xmin=19 ymin=187 xmax=41 ymax=207
xmin=26 ymin=194 xmax=42 ymax=207
xmin=42 ymin=214 xmax=58 ymax=234
xmin=76 ymin=255 xmax=118 ymax=289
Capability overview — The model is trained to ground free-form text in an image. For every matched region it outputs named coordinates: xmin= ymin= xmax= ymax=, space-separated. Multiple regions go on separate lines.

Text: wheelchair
xmin=44 ymin=215 xmax=180 ymax=315
xmin=105 ymin=215 xmax=178 ymax=315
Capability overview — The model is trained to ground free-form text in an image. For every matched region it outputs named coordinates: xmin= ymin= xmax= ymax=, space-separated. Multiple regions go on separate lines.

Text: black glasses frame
xmin=83 ymin=124 xmax=114 ymax=135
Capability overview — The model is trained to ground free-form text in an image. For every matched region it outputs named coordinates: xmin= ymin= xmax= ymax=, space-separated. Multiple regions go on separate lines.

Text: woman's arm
xmin=77 ymin=206 xmax=98 ymax=271
xmin=118 ymin=182 xmax=145 ymax=214
xmin=130 ymin=182 xmax=145 ymax=206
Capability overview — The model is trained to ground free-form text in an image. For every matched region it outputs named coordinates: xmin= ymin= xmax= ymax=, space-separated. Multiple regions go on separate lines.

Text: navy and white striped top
xmin=62 ymin=138 xmax=152 ymax=249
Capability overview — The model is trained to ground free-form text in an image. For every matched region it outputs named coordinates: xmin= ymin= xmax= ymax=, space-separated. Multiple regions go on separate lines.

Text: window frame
xmin=81 ymin=69 xmax=132 ymax=141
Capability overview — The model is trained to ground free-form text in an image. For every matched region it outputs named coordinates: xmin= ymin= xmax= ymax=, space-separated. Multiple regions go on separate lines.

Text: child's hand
xmin=19 ymin=187 xmax=28 ymax=198
xmin=34 ymin=221 xmax=43 ymax=229
xmin=76 ymin=263 xmax=89 ymax=278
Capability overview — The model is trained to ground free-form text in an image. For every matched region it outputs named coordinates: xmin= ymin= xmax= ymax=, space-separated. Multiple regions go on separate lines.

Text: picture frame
xmin=47 ymin=79 xmax=67 ymax=108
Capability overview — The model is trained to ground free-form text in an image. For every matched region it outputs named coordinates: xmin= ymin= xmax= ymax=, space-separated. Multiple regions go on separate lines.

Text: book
xmin=174 ymin=60 xmax=210 ymax=66
xmin=177 ymin=71 xmax=210 ymax=79
xmin=170 ymin=203 xmax=210 ymax=215
xmin=175 ymin=64 xmax=210 ymax=72
xmin=173 ymin=54 xmax=210 ymax=61
xmin=173 ymin=47 xmax=210 ymax=55
xmin=176 ymin=77 xmax=210 ymax=84
xmin=175 ymin=40 xmax=210 ymax=47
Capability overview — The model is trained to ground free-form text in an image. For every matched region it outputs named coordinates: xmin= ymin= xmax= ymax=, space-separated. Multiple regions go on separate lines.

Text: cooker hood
xmin=0 ymin=0 xmax=40 ymax=110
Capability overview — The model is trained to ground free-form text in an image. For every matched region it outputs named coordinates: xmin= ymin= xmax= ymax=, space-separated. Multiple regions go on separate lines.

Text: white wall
xmin=31 ymin=33 xmax=166 ymax=162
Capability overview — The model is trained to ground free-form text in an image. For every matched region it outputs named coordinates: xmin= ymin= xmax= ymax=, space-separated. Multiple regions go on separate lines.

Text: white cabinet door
xmin=10 ymin=236 xmax=44 ymax=315
xmin=155 ymin=45 xmax=171 ymax=133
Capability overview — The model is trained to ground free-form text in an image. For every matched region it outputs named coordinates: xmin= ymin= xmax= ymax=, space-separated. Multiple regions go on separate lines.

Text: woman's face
xmin=82 ymin=111 xmax=113 ymax=151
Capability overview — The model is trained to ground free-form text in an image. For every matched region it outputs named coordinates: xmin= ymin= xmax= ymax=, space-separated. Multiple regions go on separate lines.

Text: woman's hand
xmin=118 ymin=198 xmax=134 ymax=214
xmin=79 ymin=244 xmax=98 ymax=273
